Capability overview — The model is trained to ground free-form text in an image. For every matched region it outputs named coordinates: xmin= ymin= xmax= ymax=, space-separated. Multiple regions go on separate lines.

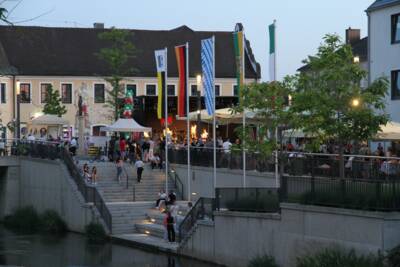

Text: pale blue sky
xmin=3 ymin=0 xmax=374 ymax=81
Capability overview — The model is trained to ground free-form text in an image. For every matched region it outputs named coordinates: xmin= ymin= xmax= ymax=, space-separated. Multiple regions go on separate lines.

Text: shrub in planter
xmin=296 ymin=248 xmax=384 ymax=267
xmin=248 ymin=255 xmax=280 ymax=267
xmin=40 ymin=210 xmax=68 ymax=234
xmin=84 ymin=222 xmax=107 ymax=243
xmin=3 ymin=206 xmax=41 ymax=234
xmin=387 ymin=245 xmax=400 ymax=267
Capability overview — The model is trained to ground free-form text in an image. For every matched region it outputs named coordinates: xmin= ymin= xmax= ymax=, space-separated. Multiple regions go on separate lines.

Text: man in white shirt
xmin=134 ymin=157 xmax=145 ymax=183
xmin=222 ymin=139 xmax=232 ymax=153
xmin=69 ymin=138 xmax=77 ymax=156
xmin=27 ymin=134 xmax=35 ymax=142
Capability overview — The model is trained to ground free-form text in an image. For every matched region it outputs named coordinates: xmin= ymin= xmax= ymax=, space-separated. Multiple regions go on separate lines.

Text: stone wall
xmin=180 ymin=203 xmax=400 ymax=267
xmin=0 ymin=157 xmax=97 ymax=233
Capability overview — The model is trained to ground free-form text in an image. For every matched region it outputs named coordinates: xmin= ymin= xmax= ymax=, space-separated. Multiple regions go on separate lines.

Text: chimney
xmin=93 ymin=23 xmax=104 ymax=29
xmin=345 ymin=27 xmax=360 ymax=45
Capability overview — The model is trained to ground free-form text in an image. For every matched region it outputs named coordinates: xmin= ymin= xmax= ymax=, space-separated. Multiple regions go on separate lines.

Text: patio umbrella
xmin=31 ymin=114 xmax=69 ymax=125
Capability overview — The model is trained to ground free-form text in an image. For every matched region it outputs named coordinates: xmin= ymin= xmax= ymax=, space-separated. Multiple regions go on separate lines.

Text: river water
xmin=0 ymin=227 xmax=218 ymax=267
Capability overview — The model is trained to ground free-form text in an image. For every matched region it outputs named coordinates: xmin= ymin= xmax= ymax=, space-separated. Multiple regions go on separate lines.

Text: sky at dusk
xmin=3 ymin=0 xmax=374 ymax=81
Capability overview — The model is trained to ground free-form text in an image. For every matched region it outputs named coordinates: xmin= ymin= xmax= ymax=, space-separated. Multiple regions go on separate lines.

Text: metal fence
xmin=3 ymin=139 xmax=112 ymax=232
xmin=178 ymin=197 xmax=214 ymax=242
xmin=168 ymin=147 xmax=275 ymax=172
xmin=215 ymin=187 xmax=280 ymax=213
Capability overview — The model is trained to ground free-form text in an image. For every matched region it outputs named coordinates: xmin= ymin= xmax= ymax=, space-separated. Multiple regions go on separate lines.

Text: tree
xmin=234 ymin=81 xmax=293 ymax=155
xmin=97 ymin=28 xmax=137 ymax=121
xmin=42 ymin=85 xmax=67 ymax=117
xmin=290 ymin=34 xmax=389 ymax=178
xmin=0 ymin=7 xmax=11 ymax=25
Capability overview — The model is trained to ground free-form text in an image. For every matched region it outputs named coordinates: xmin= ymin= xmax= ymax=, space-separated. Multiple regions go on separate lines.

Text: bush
xmin=248 ymin=255 xmax=280 ymax=267
xmin=40 ymin=210 xmax=68 ymax=234
xmin=387 ymin=245 xmax=400 ymax=267
xmin=3 ymin=206 xmax=41 ymax=234
xmin=84 ymin=222 xmax=107 ymax=243
xmin=296 ymin=248 xmax=384 ymax=267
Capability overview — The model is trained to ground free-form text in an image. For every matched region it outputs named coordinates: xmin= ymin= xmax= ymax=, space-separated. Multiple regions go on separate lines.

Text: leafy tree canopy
xmin=42 ymin=84 xmax=67 ymax=117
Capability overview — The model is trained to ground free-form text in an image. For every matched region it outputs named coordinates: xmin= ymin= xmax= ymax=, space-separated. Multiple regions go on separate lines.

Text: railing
xmin=178 ymin=197 xmax=215 ymax=242
xmin=280 ymin=152 xmax=400 ymax=211
xmin=3 ymin=139 xmax=112 ymax=232
xmin=168 ymin=167 xmax=184 ymax=200
xmin=168 ymin=147 xmax=275 ymax=172
xmin=215 ymin=187 xmax=280 ymax=213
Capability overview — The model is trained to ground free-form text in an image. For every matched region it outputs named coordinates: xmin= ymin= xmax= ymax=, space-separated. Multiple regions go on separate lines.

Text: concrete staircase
xmin=76 ymin=160 xmax=181 ymax=236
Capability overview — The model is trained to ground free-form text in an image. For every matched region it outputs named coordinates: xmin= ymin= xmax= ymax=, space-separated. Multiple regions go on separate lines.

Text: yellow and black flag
xmin=155 ymin=48 xmax=167 ymax=119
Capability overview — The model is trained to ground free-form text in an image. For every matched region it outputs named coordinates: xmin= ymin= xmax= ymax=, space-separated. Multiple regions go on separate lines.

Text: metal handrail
xmin=168 ymin=166 xmax=184 ymax=200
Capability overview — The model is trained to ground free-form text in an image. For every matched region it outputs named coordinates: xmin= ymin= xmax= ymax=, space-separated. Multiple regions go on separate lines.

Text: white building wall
xmin=369 ymin=4 xmax=400 ymax=122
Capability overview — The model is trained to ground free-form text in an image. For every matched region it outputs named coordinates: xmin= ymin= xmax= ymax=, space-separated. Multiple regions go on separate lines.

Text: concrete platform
xmin=112 ymin=233 xmax=179 ymax=253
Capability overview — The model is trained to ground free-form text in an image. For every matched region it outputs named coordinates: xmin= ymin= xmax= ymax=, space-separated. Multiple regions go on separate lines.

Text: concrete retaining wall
xmin=0 ymin=157 xmax=97 ymax=233
xmin=171 ymin=164 xmax=277 ymax=199
xmin=180 ymin=203 xmax=400 ymax=267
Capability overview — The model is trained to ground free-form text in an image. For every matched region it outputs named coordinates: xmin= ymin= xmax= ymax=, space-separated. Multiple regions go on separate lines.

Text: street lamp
xmin=196 ymin=74 xmax=202 ymax=140
xmin=353 ymin=56 xmax=360 ymax=64
xmin=15 ymin=81 xmax=21 ymax=139
xmin=351 ymin=98 xmax=360 ymax=107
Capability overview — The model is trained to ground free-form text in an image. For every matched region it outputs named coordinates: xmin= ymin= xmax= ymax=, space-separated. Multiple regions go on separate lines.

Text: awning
xmin=375 ymin=122 xmax=400 ymax=140
xmin=101 ymin=118 xmax=151 ymax=133
xmin=31 ymin=114 xmax=69 ymax=125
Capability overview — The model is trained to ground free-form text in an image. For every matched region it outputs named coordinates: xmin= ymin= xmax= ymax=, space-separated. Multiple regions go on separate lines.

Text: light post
xmin=15 ymin=81 xmax=21 ymax=140
xmin=351 ymin=98 xmax=360 ymax=108
xmin=196 ymin=74 xmax=202 ymax=140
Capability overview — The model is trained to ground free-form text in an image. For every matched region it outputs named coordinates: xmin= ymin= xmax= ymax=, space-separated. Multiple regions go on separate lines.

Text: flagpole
xmin=273 ymin=20 xmax=279 ymax=188
xmin=186 ymin=42 xmax=191 ymax=202
xmin=212 ymin=36 xmax=217 ymax=192
xmin=164 ymin=47 xmax=169 ymax=195
xmin=242 ymin=32 xmax=246 ymax=188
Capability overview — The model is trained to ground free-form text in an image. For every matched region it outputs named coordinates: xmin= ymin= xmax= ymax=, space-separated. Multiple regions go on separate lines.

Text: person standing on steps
xmin=116 ymin=157 xmax=123 ymax=183
xmin=134 ymin=156 xmax=144 ymax=183
xmin=164 ymin=211 xmax=175 ymax=242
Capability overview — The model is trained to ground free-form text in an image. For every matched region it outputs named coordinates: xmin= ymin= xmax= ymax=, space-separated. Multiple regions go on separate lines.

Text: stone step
xmin=135 ymin=223 xmax=165 ymax=239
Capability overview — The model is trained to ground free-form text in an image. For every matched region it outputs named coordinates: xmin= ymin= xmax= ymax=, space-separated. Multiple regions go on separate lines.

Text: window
xmin=94 ymin=84 xmax=105 ymax=103
xmin=61 ymin=83 xmax=72 ymax=104
xmin=20 ymin=83 xmax=31 ymax=103
xmin=233 ymin=85 xmax=239 ymax=96
xmin=215 ymin=85 xmax=221 ymax=97
xmin=392 ymin=70 xmax=400 ymax=100
xmin=126 ymin=84 xmax=137 ymax=97
xmin=146 ymin=84 xmax=156 ymax=96
xmin=167 ymin=84 xmax=175 ymax=96
xmin=392 ymin=13 xmax=400 ymax=44
xmin=40 ymin=83 xmax=51 ymax=103
xmin=191 ymin=85 xmax=199 ymax=96
xmin=92 ymin=125 xmax=106 ymax=137
xmin=0 ymin=83 xmax=5 ymax=103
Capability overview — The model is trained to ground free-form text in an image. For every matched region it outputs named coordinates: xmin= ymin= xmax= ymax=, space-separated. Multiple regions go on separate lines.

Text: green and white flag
xmin=269 ymin=22 xmax=276 ymax=81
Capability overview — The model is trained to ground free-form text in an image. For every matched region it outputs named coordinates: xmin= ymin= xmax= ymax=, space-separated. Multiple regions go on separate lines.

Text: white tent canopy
xmin=31 ymin=114 xmax=69 ymax=125
xmin=101 ymin=118 xmax=151 ymax=133
xmin=184 ymin=108 xmax=260 ymax=124
xmin=375 ymin=122 xmax=400 ymax=140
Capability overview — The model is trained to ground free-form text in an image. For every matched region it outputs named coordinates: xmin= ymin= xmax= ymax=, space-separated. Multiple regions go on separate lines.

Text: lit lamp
xmin=351 ymin=98 xmax=360 ymax=107
xmin=15 ymin=81 xmax=21 ymax=139
xmin=353 ymin=56 xmax=360 ymax=64
xmin=196 ymin=74 xmax=202 ymax=140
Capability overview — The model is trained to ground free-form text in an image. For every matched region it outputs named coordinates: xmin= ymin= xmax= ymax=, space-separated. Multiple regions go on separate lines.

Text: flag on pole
xmin=201 ymin=37 xmax=215 ymax=116
xmin=233 ymin=31 xmax=245 ymax=94
xmin=269 ymin=22 xmax=276 ymax=81
xmin=175 ymin=44 xmax=188 ymax=118
xmin=155 ymin=49 xmax=167 ymax=119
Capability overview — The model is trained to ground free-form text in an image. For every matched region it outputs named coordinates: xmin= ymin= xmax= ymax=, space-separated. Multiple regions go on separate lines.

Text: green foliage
xmin=4 ymin=206 xmax=41 ymax=234
xmin=296 ymin=248 xmax=384 ymax=267
xmin=84 ymin=222 xmax=107 ymax=243
xmin=248 ymin=255 xmax=280 ymax=267
xmin=226 ymin=194 xmax=279 ymax=213
xmin=40 ymin=210 xmax=68 ymax=234
xmin=42 ymin=84 xmax=67 ymax=117
xmin=0 ymin=7 xmax=11 ymax=25
xmin=97 ymin=28 xmax=138 ymax=120
xmin=290 ymin=34 xmax=389 ymax=144
xmin=235 ymin=81 xmax=293 ymax=155
xmin=387 ymin=245 xmax=400 ymax=267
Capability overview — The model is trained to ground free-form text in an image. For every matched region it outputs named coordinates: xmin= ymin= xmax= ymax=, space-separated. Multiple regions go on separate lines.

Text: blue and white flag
xmin=201 ymin=37 xmax=215 ymax=116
